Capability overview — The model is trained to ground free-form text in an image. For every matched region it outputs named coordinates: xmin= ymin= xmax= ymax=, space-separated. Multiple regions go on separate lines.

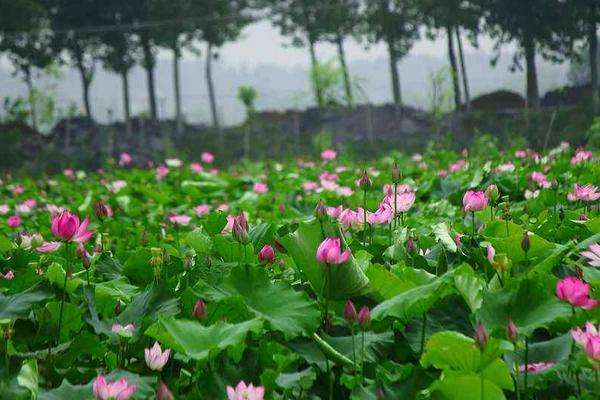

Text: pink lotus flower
xmin=226 ymin=381 xmax=265 ymax=400
xmin=368 ymin=203 xmax=394 ymax=225
xmin=23 ymin=198 xmax=36 ymax=209
xmin=169 ymin=214 xmax=191 ymax=226
xmin=411 ymin=153 xmax=423 ymax=162
xmin=190 ymin=162 xmax=203 ymax=173
xmin=156 ymin=165 xmax=169 ymax=180
xmin=111 ymin=323 xmax=136 ymax=334
xmin=63 ymin=169 xmax=75 ymax=179
xmin=156 ymin=381 xmax=174 ymax=400
xmin=7 ymin=215 xmax=21 ymax=229
xmin=556 ymin=276 xmax=598 ymax=310
xmin=119 ymin=152 xmax=132 ymax=167
xmin=201 ymin=152 xmax=215 ymax=164
xmin=515 ymin=149 xmax=527 ymax=158
xmin=37 ymin=241 xmax=62 ymax=253
xmin=463 ymin=191 xmax=488 ymax=212
xmin=567 ymin=184 xmax=600 ymax=202
xmin=93 ymin=376 xmax=137 ymax=400
xmin=51 ymin=211 xmax=94 ymax=243
xmin=529 ymin=172 xmax=551 ymax=189
xmin=321 ymin=149 xmax=337 ymax=161
xmin=581 ymin=243 xmax=600 ymax=267
xmin=193 ymin=299 xmax=207 ymax=320
xmin=326 ymin=206 xmax=343 ymax=219
xmin=494 ymin=163 xmax=515 ymax=173
xmin=338 ymin=208 xmax=362 ymax=230
xmin=570 ymin=148 xmax=593 ymax=165
xmin=194 ymin=204 xmax=210 ymax=217
xmin=302 ymin=181 xmax=319 ymax=193
xmin=0 ymin=204 xmax=9 ymax=215
xmin=449 ymin=159 xmax=466 ymax=172
xmin=519 ymin=362 xmax=556 ymax=373
xmin=571 ymin=322 xmax=600 ymax=364
xmin=258 ymin=244 xmax=275 ymax=263
xmin=144 ymin=342 xmax=171 ymax=371
xmin=316 ymin=237 xmax=351 ymax=265
xmin=454 ymin=233 xmax=464 ymax=248
xmin=12 ymin=184 xmax=24 ymax=195
xmin=1 ymin=270 xmax=14 ymax=280
xmin=336 ymin=186 xmax=354 ymax=197
xmin=437 ymin=169 xmax=448 ymax=178
xmin=253 ymin=182 xmax=268 ymax=194
xmin=383 ymin=190 xmax=416 ymax=213
xmin=486 ymin=245 xmax=495 ymax=263
xmin=16 ymin=203 xmax=32 ymax=214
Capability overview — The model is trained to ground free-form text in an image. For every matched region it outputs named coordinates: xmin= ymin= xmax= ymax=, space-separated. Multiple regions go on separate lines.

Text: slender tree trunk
xmin=24 ymin=66 xmax=38 ymax=131
xmin=121 ymin=71 xmax=131 ymax=136
xmin=589 ymin=16 xmax=599 ymax=114
xmin=387 ymin=41 xmax=402 ymax=107
xmin=455 ymin=27 xmax=471 ymax=111
xmin=308 ymin=40 xmax=324 ymax=108
xmin=172 ymin=45 xmax=183 ymax=134
xmin=523 ymin=35 xmax=540 ymax=110
xmin=336 ymin=32 xmax=353 ymax=107
xmin=205 ymin=42 xmax=222 ymax=156
xmin=446 ymin=24 xmax=461 ymax=111
xmin=76 ymin=62 xmax=93 ymax=120
xmin=141 ymin=34 xmax=158 ymax=120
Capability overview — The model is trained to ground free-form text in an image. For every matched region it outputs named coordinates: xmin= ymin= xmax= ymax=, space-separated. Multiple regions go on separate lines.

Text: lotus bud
xmin=406 ymin=237 xmax=416 ymax=253
xmin=315 ymin=199 xmax=327 ymax=220
xmin=358 ymin=170 xmax=371 ymax=190
xmin=358 ymin=306 xmax=371 ymax=328
xmin=506 ymin=318 xmax=517 ymax=342
xmin=485 ymin=184 xmax=499 ymax=202
xmin=114 ymin=299 xmax=122 ymax=315
xmin=232 ymin=213 xmax=250 ymax=244
xmin=193 ymin=299 xmax=207 ymax=320
xmin=474 ymin=322 xmax=488 ymax=350
xmin=392 ymin=163 xmax=400 ymax=183
xmin=258 ymin=244 xmax=275 ymax=264
xmin=344 ymin=300 xmax=358 ymax=324
xmin=521 ymin=232 xmax=531 ymax=253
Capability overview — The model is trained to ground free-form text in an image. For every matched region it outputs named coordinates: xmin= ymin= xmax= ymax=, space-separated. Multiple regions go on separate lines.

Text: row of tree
xmin=0 ymin=0 xmax=599 ymax=133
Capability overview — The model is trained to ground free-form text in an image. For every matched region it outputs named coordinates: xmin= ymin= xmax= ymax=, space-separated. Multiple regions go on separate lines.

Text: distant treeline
xmin=1 ymin=0 xmax=599 ymax=134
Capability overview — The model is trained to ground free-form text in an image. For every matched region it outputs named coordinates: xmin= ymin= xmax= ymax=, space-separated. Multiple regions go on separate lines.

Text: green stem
xmin=393 ymin=183 xmax=398 ymax=229
xmin=524 ymin=338 xmax=529 ymax=399
xmin=480 ymin=350 xmax=485 ymax=400
xmin=56 ymin=242 xmax=71 ymax=347
xmin=351 ymin=325 xmax=357 ymax=376
xmin=514 ymin=361 xmax=521 ymax=400
xmin=420 ymin=313 xmax=427 ymax=357
xmin=362 ymin=189 xmax=367 ymax=246
xmin=472 ymin=212 xmax=476 ymax=239
xmin=361 ymin=329 xmax=366 ymax=382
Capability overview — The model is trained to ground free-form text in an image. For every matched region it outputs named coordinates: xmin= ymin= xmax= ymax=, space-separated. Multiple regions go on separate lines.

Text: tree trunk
xmin=76 ymin=61 xmax=93 ymax=120
xmin=446 ymin=24 xmax=461 ymax=111
xmin=172 ymin=45 xmax=183 ymax=134
xmin=24 ymin=66 xmax=38 ymax=131
xmin=455 ymin=27 xmax=471 ymax=111
xmin=121 ymin=71 xmax=131 ymax=136
xmin=336 ymin=32 xmax=353 ymax=107
xmin=205 ymin=42 xmax=222 ymax=156
xmin=308 ymin=40 xmax=324 ymax=108
xmin=589 ymin=16 xmax=599 ymax=114
xmin=387 ymin=40 xmax=402 ymax=107
xmin=523 ymin=34 xmax=540 ymax=110
xmin=141 ymin=34 xmax=158 ymax=120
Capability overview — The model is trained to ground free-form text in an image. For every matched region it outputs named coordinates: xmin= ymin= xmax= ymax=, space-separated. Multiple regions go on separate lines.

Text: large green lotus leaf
xmin=371 ymin=270 xmax=456 ymax=322
xmin=0 ymin=285 xmax=52 ymax=321
xmin=430 ymin=371 xmax=507 ymax=400
xmin=39 ymin=380 xmax=92 ymax=400
xmin=433 ymin=222 xmax=458 ymax=253
xmin=117 ymin=285 xmax=179 ymax=328
xmin=421 ymin=331 xmax=513 ymax=390
xmin=45 ymin=302 xmax=83 ymax=343
xmin=321 ymin=331 xmax=394 ymax=364
xmin=16 ymin=359 xmax=38 ymax=400
xmin=365 ymin=264 xmax=412 ymax=301
xmin=212 ymin=236 xmax=255 ymax=265
xmin=145 ymin=317 xmax=263 ymax=362
xmin=453 ymin=264 xmax=485 ymax=313
xmin=276 ymin=367 xmax=317 ymax=392
xmin=279 ymin=218 xmax=369 ymax=299
xmin=477 ymin=277 xmax=571 ymax=337
xmin=482 ymin=220 xmax=556 ymax=264
xmin=198 ymin=265 xmax=320 ymax=339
